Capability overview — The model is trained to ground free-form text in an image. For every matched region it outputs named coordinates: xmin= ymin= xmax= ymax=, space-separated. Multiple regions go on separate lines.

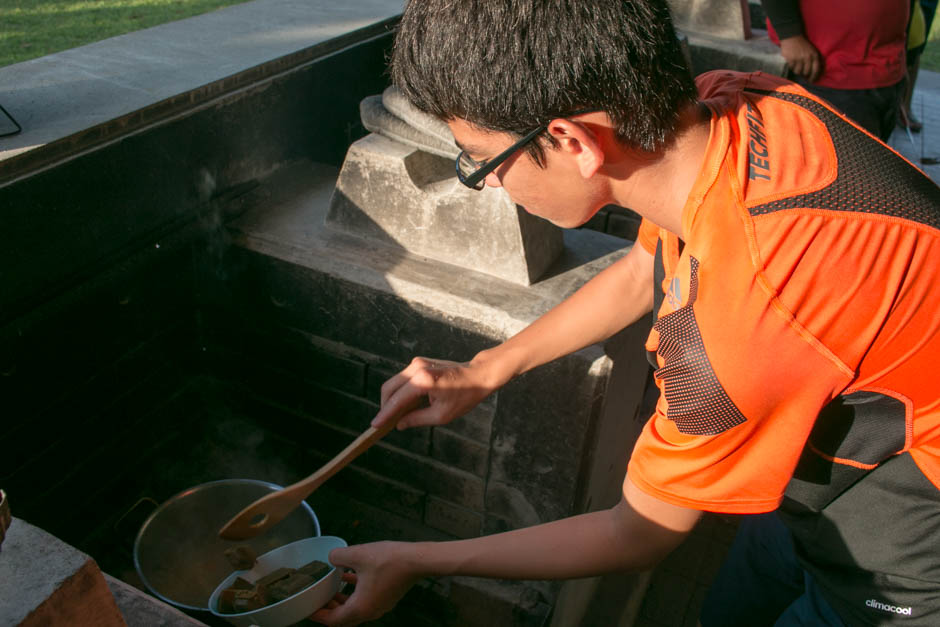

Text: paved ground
xmin=887 ymin=69 xmax=940 ymax=182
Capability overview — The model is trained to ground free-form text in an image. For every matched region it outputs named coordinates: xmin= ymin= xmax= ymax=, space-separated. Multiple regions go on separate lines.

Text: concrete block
xmin=684 ymin=31 xmax=787 ymax=75
xmin=224 ymin=161 xmax=629 ymax=361
xmin=484 ymin=481 xmax=546 ymax=531
xmin=367 ymin=444 xmax=486 ymax=511
xmin=486 ymin=351 xmax=611 ymax=526
xmin=550 ymin=571 xmax=651 ymax=627
xmin=432 ymin=427 xmax=489 ymax=477
xmin=333 ymin=464 xmax=426 ymax=522
xmin=104 ymin=575 xmax=206 ymax=626
xmin=438 ymin=397 xmax=497 ymax=444
xmin=365 ymin=363 xmax=400 ymax=404
xmin=425 ymin=496 xmax=483 ymax=539
xmin=668 ymin=0 xmax=751 ymax=40
xmin=223 ymin=323 xmax=369 ymax=398
xmin=449 ymin=577 xmax=552 ymax=627
xmin=307 ymin=484 xmax=453 ymax=545
xmin=326 ymin=133 xmax=564 ymax=286
xmin=0 ymin=518 xmax=126 ymax=627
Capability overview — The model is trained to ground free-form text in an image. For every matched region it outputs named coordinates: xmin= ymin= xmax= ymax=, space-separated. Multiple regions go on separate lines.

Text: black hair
xmin=390 ymin=0 xmax=698 ymax=160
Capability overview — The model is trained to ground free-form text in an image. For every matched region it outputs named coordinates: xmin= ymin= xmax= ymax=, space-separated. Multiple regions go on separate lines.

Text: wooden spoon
xmin=218 ymin=420 xmax=398 ymax=540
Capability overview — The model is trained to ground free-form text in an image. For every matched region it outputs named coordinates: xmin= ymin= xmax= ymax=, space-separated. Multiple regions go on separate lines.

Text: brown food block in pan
xmin=255 ymin=566 xmax=294 ymax=588
xmin=219 ymin=587 xmax=268 ymax=614
xmin=298 ymin=560 xmax=333 ymax=582
xmin=218 ymin=588 xmax=239 ymax=614
xmin=224 ymin=545 xmax=258 ymax=570
xmin=232 ymin=588 xmax=268 ymax=613
xmin=231 ymin=576 xmax=254 ymax=590
xmin=268 ymin=573 xmax=316 ymax=602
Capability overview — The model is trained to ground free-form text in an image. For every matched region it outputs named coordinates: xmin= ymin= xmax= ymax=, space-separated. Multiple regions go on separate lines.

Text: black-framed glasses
xmin=455 ymin=108 xmax=600 ymax=190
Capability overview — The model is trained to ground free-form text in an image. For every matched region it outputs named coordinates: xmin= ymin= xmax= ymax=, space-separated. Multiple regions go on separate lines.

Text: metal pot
xmin=134 ymin=479 xmax=320 ymax=611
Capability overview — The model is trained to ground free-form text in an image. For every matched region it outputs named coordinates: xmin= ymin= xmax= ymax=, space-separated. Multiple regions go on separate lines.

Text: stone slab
xmin=425 ymin=496 xmax=484 ymax=539
xmin=0 ymin=518 xmax=126 ymax=627
xmin=668 ymin=0 xmax=751 ymax=40
xmin=228 ymin=160 xmax=631 ymax=342
xmin=326 ymin=133 xmax=565 ymax=285
xmin=683 ymin=29 xmax=787 ymax=75
xmin=104 ymin=575 xmax=207 ymax=626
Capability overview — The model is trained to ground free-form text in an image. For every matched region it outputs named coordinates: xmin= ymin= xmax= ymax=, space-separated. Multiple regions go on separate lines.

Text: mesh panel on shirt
xmin=746 ymin=89 xmax=940 ymax=229
xmin=653 ymin=257 xmax=747 ymax=435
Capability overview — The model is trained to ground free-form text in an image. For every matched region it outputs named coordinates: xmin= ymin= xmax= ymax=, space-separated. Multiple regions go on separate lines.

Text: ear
xmin=546 ymin=118 xmax=606 ymax=178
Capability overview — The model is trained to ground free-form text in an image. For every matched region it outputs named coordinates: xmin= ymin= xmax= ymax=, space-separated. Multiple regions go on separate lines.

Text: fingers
xmin=807 ymin=51 xmax=822 ymax=83
xmin=790 ymin=55 xmax=812 ymax=81
xmin=378 ymin=369 xmax=410 ymax=407
xmin=779 ymin=36 xmax=823 ymax=83
xmin=794 ymin=49 xmax=821 ymax=83
xmin=372 ymin=356 xmax=493 ymax=430
xmin=792 ymin=59 xmax=807 ymax=79
xmin=372 ymin=376 xmax=432 ymax=427
xmin=310 ymin=589 xmax=364 ymax=627
xmin=309 ymin=560 xmax=358 ymax=625
xmin=394 ymin=404 xmax=440 ymax=430
xmin=328 ymin=546 xmax=355 ymax=569
xmin=373 ymin=357 xmax=446 ymax=428
xmin=310 ymin=586 xmax=357 ymax=626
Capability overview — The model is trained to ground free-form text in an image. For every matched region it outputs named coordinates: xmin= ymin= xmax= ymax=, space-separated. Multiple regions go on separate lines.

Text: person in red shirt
xmin=760 ymin=0 xmax=908 ymax=141
xmin=311 ymin=1 xmax=940 ymax=625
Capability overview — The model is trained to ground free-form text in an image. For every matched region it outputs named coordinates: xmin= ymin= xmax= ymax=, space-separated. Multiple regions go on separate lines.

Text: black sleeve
xmin=759 ymin=0 xmax=805 ymax=39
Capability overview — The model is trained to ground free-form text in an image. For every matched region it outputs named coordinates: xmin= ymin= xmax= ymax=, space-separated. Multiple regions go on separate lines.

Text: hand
xmin=311 ymin=542 xmax=419 ymax=627
xmin=779 ymin=35 xmax=822 ymax=82
xmin=371 ymin=354 xmax=506 ymax=430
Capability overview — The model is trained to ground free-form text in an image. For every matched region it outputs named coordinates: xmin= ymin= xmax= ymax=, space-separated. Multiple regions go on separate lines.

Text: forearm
xmin=411 ymin=511 xmax=653 ymax=581
xmin=316 ymin=482 xmax=702 ymax=626
xmin=473 ymin=244 xmax=654 ymax=384
xmin=406 ymin=488 xmax=697 ymax=581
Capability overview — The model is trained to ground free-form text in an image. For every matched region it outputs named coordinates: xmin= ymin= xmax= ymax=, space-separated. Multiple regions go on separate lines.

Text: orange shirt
xmin=627 ymin=71 xmax=940 ymax=515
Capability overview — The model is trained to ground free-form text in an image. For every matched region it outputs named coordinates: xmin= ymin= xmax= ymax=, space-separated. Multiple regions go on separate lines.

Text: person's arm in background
xmin=312 ymin=477 xmax=702 ymax=627
xmin=372 ymin=241 xmax=655 ymax=430
xmin=760 ymin=0 xmax=822 ymax=82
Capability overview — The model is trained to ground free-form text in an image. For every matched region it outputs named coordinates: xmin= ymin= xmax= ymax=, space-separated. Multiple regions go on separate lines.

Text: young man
xmin=313 ymin=1 xmax=940 ymax=625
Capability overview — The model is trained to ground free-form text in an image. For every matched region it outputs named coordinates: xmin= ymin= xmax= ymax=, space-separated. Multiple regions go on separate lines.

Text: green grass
xmin=0 ymin=0 xmax=250 ymax=67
